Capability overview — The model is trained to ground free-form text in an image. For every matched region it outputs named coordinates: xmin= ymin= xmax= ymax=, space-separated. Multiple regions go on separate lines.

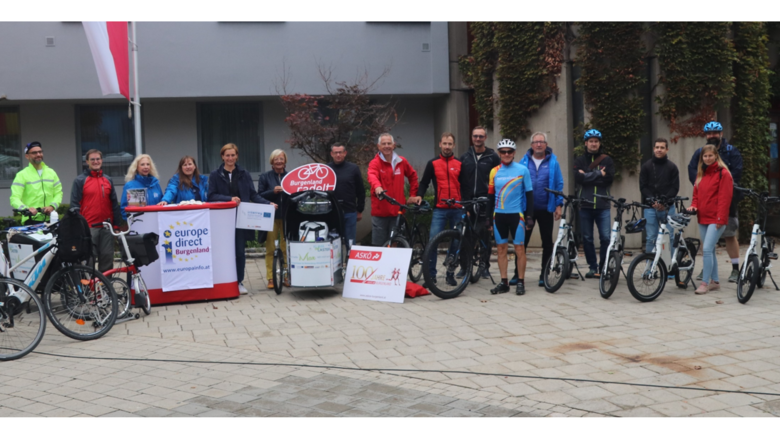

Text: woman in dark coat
xmin=256 ymin=149 xmax=289 ymax=289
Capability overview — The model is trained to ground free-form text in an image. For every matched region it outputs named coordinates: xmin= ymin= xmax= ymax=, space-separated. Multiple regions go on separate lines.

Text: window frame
xmin=74 ymin=104 xmax=138 ymax=180
xmin=0 ymin=106 xmax=23 ymax=188
xmin=196 ymin=101 xmax=265 ymax=178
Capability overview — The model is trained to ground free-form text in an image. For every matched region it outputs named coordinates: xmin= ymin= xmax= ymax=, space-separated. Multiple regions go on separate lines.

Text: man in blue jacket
xmin=687 ymin=121 xmax=743 ymax=283
xmin=511 ymin=132 xmax=564 ymax=287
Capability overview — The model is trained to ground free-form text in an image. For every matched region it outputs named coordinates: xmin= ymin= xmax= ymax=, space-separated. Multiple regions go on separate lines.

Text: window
xmin=198 ymin=103 xmax=263 ymax=174
xmin=76 ymin=105 xmax=136 ymax=178
xmin=0 ymin=107 xmax=22 ymax=181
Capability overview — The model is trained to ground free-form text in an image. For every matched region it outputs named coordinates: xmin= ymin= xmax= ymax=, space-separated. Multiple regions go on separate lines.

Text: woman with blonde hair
xmin=120 ymin=154 xmax=163 ymax=219
xmin=257 ymin=149 xmax=289 ymax=289
xmin=688 ymin=140 xmax=733 ymax=295
xmin=158 ymin=155 xmax=209 ymax=205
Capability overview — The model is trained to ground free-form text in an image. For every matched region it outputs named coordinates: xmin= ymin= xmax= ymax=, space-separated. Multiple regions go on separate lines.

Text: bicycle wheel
xmin=43 ymin=265 xmax=118 ymax=341
xmin=737 ymin=255 xmax=759 ymax=304
xmin=109 ymin=276 xmax=132 ymax=320
xmin=383 ymin=235 xmax=410 ymax=249
xmin=599 ymin=251 xmax=620 ymax=299
xmin=0 ymin=278 xmax=45 ymax=361
xmin=469 ymin=237 xmax=488 ymax=284
xmin=626 ymin=253 xmax=667 ymax=302
xmin=674 ymin=246 xmax=693 ymax=289
xmin=135 ymin=275 xmax=151 ymax=315
xmin=422 ymin=229 xmax=471 ymax=299
xmin=543 ymin=248 xmax=569 ymax=293
xmin=272 ymin=249 xmax=285 ymax=295
xmin=408 ymin=228 xmax=426 ymax=283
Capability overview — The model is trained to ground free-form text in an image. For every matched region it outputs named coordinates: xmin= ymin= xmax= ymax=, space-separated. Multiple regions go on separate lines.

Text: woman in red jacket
xmin=689 ymin=144 xmax=733 ymax=295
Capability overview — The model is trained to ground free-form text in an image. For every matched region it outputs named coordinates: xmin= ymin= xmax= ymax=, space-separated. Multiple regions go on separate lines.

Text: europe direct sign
xmin=158 ymin=209 xmax=214 ymax=291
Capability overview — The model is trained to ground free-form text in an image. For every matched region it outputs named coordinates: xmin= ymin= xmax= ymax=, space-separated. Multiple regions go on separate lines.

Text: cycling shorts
xmin=493 ymin=212 xmax=525 ymax=245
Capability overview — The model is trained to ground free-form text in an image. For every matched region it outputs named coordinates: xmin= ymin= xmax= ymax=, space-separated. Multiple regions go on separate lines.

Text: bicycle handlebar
xmin=735 ymin=186 xmax=780 ymax=203
xmin=13 ymin=208 xmax=48 ymax=217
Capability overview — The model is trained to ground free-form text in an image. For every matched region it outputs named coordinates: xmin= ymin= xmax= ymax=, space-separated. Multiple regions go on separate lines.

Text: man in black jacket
xmin=327 ymin=143 xmax=366 ymax=246
xmin=639 ymin=138 xmax=680 ymax=256
xmin=573 ymin=129 xmax=615 ymax=278
xmin=458 ymin=126 xmax=501 ymax=279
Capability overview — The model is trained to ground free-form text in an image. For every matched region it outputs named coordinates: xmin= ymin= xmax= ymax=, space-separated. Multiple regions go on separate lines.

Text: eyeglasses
xmin=88 ymin=158 xmax=102 ymax=162
xmin=498 ymin=150 xmax=515 ymax=155
xmin=531 ymin=141 xmax=547 ymax=145
xmin=472 ymin=135 xmax=486 ymax=139
xmin=27 ymin=150 xmax=43 ymax=155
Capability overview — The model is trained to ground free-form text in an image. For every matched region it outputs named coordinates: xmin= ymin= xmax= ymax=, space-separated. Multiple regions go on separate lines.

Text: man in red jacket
xmin=70 ymin=149 xmax=125 ymax=272
xmin=367 ymin=133 xmax=421 ymax=246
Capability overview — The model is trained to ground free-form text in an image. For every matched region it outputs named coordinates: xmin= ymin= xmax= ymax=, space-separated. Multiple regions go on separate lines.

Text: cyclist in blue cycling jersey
xmin=488 ymin=139 xmax=534 ymax=295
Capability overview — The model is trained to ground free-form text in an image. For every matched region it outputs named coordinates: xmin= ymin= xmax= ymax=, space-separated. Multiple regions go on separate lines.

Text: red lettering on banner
xmin=349 ymin=250 xmax=382 ymax=261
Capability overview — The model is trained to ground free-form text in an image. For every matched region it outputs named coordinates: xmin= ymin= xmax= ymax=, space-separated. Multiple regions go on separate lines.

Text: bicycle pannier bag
xmin=120 ymin=232 xmax=160 ymax=267
xmin=57 ymin=211 xmax=92 ymax=263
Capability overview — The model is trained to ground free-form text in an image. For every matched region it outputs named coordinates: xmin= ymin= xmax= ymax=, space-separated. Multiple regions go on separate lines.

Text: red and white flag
xmin=82 ymin=22 xmax=130 ymax=100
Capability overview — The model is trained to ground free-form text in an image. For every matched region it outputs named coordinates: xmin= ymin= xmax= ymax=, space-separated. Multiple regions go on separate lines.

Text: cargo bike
xmin=271 ymin=190 xmax=347 ymax=295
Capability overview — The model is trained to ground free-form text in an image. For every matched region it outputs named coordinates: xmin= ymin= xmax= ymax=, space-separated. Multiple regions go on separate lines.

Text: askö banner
xmin=159 ymin=209 xmax=214 ymax=292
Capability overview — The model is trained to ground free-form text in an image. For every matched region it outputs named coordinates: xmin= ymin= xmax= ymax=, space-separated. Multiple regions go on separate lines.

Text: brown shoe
xmin=267 ymin=280 xmax=274 ymax=289
xmin=284 ymin=279 xmax=291 ymax=287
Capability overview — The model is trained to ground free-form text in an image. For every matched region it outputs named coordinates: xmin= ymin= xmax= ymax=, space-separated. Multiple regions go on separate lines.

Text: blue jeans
xmin=343 ymin=212 xmax=357 ymax=247
xmin=699 ymin=223 xmax=726 ymax=284
xmin=580 ymin=208 xmax=611 ymax=271
xmin=644 ymin=205 xmax=676 ymax=255
xmin=428 ymin=208 xmax=462 ymax=277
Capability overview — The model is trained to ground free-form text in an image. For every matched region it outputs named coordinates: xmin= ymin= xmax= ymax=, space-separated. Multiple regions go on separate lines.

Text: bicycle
xmin=376 ymin=192 xmax=432 ymax=282
xmin=98 ymin=213 xmax=155 ymax=320
xmin=0 ymin=276 xmax=45 ymax=361
xmin=733 ymin=186 xmax=780 ymax=304
xmin=626 ymin=196 xmax=700 ymax=302
xmin=542 ymin=189 xmax=589 ymax=293
xmin=421 ymin=197 xmax=493 ymax=299
xmin=595 ymin=194 xmax=648 ymax=299
xmin=1 ymin=208 xmax=118 ymax=341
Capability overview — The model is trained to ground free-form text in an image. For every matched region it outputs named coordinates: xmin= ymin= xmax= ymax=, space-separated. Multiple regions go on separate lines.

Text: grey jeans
xmin=371 ymin=216 xmax=396 ymax=246
xmin=90 ymin=227 xmax=114 ymax=272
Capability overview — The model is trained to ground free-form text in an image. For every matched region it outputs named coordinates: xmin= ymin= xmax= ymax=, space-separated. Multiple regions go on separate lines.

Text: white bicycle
xmin=542 ymin=189 xmax=588 ymax=293
xmin=733 ymin=186 xmax=780 ymax=304
xmin=626 ymin=197 xmax=700 ymax=302
xmin=595 ymin=194 xmax=648 ymax=299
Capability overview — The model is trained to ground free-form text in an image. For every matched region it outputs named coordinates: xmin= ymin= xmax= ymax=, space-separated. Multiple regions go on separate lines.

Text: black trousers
xmin=514 ymin=209 xmax=555 ymax=278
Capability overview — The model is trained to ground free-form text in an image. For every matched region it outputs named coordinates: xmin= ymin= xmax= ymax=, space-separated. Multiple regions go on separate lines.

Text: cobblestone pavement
xmin=3 ymin=246 xmax=780 ymax=417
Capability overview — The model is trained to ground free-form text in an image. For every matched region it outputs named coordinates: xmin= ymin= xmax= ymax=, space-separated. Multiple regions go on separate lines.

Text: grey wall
xmin=0 ymin=22 xmax=450 ymax=101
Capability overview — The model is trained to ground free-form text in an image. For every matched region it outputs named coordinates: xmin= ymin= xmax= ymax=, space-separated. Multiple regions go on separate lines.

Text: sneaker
xmin=538 ymin=277 xmax=544 ymax=287
xmin=696 ymin=270 xmax=703 ymax=281
xmin=516 ymin=282 xmax=525 ymax=296
xmin=267 ymin=280 xmax=274 ymax=290
xmin=490 ymin=283 xmax=510 ymax=294
xmin=585 ymin=269 xmax=600 ymax=279
xmin=509 ymin=275 xmax=519 ymax=285
xmin=239 ymin=283 xmax=249 ymax=295
xmin=667 ymin=275 xmax=675 ymax=280
xmin=424 ymin=278 xmax=437 ymax=288
xmin=708 ymin=281 xmax=721 ymax=291
xmin=455 ymin=268 xmax=466 ymax=279
xmin=728 ymin=268 xmax=739 ymax=283
xmin=695 ymin=282 xmax=709 ymax=295
xmin=445 ymin=273 xmax=457 ymax=286
xmin=481 ymin=269 xmax=491 ymax=279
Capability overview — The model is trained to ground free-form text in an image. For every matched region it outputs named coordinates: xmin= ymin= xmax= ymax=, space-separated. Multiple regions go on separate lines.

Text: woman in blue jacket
xmin=208 ymin=143 xmax=276 ymax=294
xmin=513 ymin=132 xmax=565 ymax=287
xmin=158 ymin=156 xmax=209 ymax=205
xmin=121 ymin=154 xmax=163 ymax=220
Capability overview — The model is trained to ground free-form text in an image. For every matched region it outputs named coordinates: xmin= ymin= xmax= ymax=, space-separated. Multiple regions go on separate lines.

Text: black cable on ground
xmin=32 ymin=351 xmax=780 ymax=398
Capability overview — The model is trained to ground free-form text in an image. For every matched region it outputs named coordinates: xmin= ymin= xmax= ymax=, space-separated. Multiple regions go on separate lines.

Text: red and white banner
xmin=281 ymin=163 xmax=337 ymax=194
xmin=82 ymin=22 xmax=130 ymax=100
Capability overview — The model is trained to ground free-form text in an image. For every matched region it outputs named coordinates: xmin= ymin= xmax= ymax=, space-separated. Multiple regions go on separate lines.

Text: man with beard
xmin=687 ymin=121 xmax=743 ymax=283
xmin=640 ymin=138 xmax=680 ymax=263
xmin=417 ymin=132 xmax=462 ymax=286
xmin=10 ymin=141 xmax=63 ymax=224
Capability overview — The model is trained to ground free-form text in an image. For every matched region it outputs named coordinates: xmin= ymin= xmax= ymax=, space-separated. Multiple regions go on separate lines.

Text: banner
xmin=158 ymin=209 xmax=213 ymax=292
xmin=281 ymin=163 xmax=337 ymax=194
xmin=342 ymin=246 xmax=411 ymax=304
xmin=82 ymin=22 xmax=130 ymax=100
xmin=235 ymin=202 xmax=275 ymax=231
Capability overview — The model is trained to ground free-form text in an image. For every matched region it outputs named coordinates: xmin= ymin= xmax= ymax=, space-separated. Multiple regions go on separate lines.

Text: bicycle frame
xmin=1 ymin=239 xmax=57 ymax=305
xmin=741 ymin=223 xmax=764 ymax=279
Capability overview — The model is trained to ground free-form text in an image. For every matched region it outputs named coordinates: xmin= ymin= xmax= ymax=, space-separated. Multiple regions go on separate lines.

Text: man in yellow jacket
xmin=10 ymin=141 xmax=63 ymax=224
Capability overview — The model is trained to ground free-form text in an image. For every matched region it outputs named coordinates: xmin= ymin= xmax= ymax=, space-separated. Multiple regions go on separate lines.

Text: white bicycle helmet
xmin=667 ymin=214 xmax=690 ymax=230
xmin=496 ymin=139 xmax=516 ymax=151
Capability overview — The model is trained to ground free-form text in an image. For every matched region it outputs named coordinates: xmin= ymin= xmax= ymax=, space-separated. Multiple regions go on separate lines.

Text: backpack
xmin=57 ymin=210 xmax=92 ymax=263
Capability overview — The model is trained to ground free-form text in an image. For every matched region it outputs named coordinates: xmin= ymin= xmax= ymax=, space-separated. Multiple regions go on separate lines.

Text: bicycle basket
xmin=120 ymin=232 xmax=160 ymax=267
xmin=296 ymin=194 xmax=332 ymax=215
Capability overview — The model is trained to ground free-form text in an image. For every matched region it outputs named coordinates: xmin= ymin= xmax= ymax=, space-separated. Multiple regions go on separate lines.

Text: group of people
xmin=10 ymin=119 xmax=742 ymax=298
xmin=362 ymin=122 xmax=742 ymax=296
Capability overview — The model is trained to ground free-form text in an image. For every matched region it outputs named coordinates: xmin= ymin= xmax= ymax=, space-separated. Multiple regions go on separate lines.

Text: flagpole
xmin=131 ymin=21 xmax=142 ymax=157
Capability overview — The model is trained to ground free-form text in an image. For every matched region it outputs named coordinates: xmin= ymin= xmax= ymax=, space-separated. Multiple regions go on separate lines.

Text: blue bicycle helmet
xmin=583 ymin=129 xmax=602 ymax=141
xmin=703 ymin=121 xmax=723 ymax=132
xmin=624 ymin=217 xmax=646 ymax=234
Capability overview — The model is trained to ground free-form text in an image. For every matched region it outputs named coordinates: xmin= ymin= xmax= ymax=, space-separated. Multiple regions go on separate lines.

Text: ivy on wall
xmin=458 ymin=22 xmax=497 ymax=129
xmin=575 ymin=22 xmax=646 ymax=177
xmin=458 ymin=22 xmax=564 ymax=139
xmin=494 ymin=22 xmax=565 ymax=140
xmin=732 ymin=22 xmax=772 ymax=241
xmin=655 ymin=22 xmax=737 ymax=141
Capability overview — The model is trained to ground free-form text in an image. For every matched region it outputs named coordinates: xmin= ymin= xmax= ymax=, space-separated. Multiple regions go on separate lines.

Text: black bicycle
xmin=421 ymin=197 xmax=492 ymax=299
xmin=376 ymin=193 xmax=432 ymax=282
xmin=734 ymin=186 xmax=780 ymax=304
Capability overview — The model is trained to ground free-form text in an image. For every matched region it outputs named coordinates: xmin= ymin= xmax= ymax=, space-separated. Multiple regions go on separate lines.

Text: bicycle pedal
xmin=768 ymin=252 xmax=778 ymax=260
